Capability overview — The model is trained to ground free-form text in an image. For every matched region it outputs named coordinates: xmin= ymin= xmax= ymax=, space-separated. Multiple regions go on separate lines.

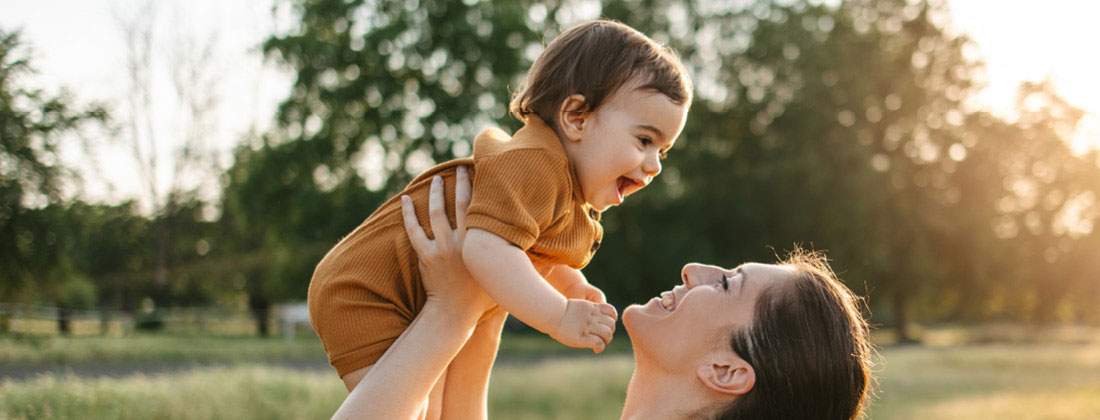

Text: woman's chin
xmin=622 ymin=302 xmax=664 ymax=360
xmin=622 ymin=298 xmax=662 ymax=336
xmin=622 ymin=304 xmax=642 ymax=334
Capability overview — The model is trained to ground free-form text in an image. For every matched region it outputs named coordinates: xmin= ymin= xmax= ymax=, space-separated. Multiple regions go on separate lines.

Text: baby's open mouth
xmin=617 ymin=177 xmax=639 ymax=199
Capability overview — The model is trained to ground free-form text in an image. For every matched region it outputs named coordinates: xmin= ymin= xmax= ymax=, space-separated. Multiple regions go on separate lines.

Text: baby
xmin=308 ymin=20 xmax=693 ymax=390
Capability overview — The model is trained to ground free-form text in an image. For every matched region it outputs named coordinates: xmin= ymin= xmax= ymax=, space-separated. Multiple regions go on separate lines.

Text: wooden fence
xmin=0 ymin=303 xmax=312 ymax=337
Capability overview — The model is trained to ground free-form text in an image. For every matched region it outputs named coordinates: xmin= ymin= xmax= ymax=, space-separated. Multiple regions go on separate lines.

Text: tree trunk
xmin=893 ymin=286 xmax=915 ymax=344
xmin=155 ymin=217 xmax=169 ymax=287
xmin=57 ymin=307 xmax=72 ymax=336
xmin=250 ymin=296 xmax=271 ymax=337
xmin=99 ymin=305 xmax=112 ymax=335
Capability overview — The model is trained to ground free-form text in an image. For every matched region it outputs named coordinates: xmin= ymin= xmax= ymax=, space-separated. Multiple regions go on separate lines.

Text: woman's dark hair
xmin=714 ymin=249 xmax=875 ymax=420
xmin=509 ymin=20 xmax=693 ymax=131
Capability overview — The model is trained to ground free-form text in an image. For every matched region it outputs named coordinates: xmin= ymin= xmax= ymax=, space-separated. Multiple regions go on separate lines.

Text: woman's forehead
xmin=738 ymin=263 xmax=797 ymax=290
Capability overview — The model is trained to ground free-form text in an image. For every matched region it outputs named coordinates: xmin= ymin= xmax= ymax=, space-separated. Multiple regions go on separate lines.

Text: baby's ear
xmin=556 ymin=94 xmax=588 ymax=142
xmin=696 ymin=352 xmax=755 ymax=396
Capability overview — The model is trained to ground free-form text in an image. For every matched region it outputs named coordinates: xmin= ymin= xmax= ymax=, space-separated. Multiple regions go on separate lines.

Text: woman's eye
xmin=721 ymin=275 xmax=730 ymax=290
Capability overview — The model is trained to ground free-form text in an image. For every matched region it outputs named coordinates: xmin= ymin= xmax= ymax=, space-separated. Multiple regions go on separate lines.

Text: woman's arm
xmin=332 ymin=302 xmax=480 ymax=420
xmin=331 ymin=168 xmax=495 ymax=420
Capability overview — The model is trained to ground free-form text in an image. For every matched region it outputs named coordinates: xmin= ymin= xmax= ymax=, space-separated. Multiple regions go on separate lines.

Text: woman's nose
xmin=682 ymin=263 xmax=710 ymax=287
xmin=681 ymin=263 xmax=725 ymax=288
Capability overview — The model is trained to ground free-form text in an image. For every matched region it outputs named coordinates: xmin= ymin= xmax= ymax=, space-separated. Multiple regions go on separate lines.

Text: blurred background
xmin=1 ymin=0 xmax=1098 ymax=419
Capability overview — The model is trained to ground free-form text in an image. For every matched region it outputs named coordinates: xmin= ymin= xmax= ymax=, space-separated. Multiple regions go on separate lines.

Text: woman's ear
xmin=696 ymin=353 xmax=755 ymax=396
xmin=556 ymin=94 xmax=588 ymax=142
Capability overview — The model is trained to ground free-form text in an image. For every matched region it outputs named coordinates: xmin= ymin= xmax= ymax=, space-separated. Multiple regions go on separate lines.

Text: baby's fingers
xmin=587 ymin=333 xmax=607 ymax=354
xmin=597 ymin=302 xmax=618 ymax=322
xmin=591 ymin=322 xmax=614 ymax=346
xmin=587 ymin=289 xmax=608 ymax=304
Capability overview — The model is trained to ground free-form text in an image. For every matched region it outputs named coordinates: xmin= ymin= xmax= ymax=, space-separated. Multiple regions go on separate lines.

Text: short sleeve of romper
xmin=466 ymin=149 xmax=572 ymax=251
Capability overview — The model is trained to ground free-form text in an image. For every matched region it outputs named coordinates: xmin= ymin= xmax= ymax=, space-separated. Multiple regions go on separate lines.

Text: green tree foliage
xmin=0 ymin=29 xmax=108 ymax=302
xmin=262 ymin=0 xmax=545 ymax=192
xmin=217 ymin=137 xmax=385 ymax=334
xmin=242 ymin=0 xmax=1100 ymax=335
xmin=0 ymin=29 xmax=211 ymax=316
xmin=223 ymin=0 xmax=562 ymax=333
xmin=3 ymin=0 xmax=1097 ymax=336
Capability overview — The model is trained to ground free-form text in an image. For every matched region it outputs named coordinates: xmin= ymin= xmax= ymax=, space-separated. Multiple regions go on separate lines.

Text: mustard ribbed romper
xmin=308 ymin=117 xmax=604 ymax=376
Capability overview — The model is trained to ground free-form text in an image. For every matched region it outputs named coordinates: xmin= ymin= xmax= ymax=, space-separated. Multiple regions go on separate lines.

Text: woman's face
xmin=623 ymin=262 xmax=797 ymax=368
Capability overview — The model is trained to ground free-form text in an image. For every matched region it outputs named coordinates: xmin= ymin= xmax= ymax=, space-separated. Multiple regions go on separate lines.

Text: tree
xmin=241 ymin=0 xmax=1100 ymax=337
xmin=113 ymin=1 xmax=222 ymax=304
xmin=219 ymin=0 xmax=564 ymax=334
xmin=261 ymin=0 xmax=564 ymax=193
xmin=0 ymin=28 xmax=108 ymax=304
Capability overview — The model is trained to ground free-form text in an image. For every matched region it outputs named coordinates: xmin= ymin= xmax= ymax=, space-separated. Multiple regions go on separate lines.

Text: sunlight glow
xmin=950 ymin=0 xmax=1100 ymax=153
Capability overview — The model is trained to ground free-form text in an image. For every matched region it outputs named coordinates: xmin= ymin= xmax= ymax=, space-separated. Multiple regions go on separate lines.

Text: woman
xmin=332 ymin=172 xmax=874 ymax=420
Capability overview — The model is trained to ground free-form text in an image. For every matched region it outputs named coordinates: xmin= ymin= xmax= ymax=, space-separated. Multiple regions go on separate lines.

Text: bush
xmin=135 ymin=312 xmax=165 ymax=331
xmin=59 ymin=276 xmax=98 ymax=310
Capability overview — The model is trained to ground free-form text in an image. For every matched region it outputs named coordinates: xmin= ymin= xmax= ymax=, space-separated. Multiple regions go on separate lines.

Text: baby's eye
xmin=721 ymin=274 xmax=730 ymax=290
xmin=637 ymin=136 xmax=653 ymax=147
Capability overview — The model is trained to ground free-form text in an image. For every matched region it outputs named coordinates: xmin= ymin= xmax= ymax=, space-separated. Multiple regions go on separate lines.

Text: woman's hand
xmin=332 ymin=166 xmax=491 ymax=420
xmin=400 ymin=166 xmax=496 ymax=319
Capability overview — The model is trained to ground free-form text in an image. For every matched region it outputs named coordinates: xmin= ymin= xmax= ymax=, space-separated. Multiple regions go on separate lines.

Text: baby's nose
xmin=642 ymin=159 xmax=661 ymax=177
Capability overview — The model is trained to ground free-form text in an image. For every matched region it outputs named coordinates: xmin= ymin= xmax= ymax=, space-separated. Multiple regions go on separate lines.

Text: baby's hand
xmin=563 ymin=281 xmax=608 ymax=304
xmin=549 ymin=299 xmax=617 ymax=353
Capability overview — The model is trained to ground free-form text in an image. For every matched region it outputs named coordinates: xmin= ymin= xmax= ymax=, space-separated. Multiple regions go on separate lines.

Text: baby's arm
xmin=463 ymin=229 xmax=616 ymax=352
xmin=546 ymin=265 xmax=609 ymax=304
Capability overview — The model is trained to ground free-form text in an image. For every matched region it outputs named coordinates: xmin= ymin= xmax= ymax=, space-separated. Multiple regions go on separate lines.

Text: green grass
xmin=489 ymin=356 xmax=634 ymax=420
xmin=0 ymin=334 xmax=326 ymax=366
xmin=3 ymin=329 xmax=1100 ymax=419
xmin=497 ymin=330 xmax=633 ymax=357
xmin=6 ymin=324 xmax=1092 ymax=367
xmin=2 ymin=342 xmax=1099 ymax=419
xmin=0 ymin=331 xmax=630 ymax=367
xmin=0 ymin=366 xmax=346 ymax=420
xmin=869 ymin=343 xmax=1100 ymax=420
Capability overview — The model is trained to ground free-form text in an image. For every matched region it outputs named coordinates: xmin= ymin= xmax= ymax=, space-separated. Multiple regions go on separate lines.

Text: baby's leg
xmin=424 ymin=368 xmax=447 ymax=420
xmin=341 ymin=364 xmax=373 ymax=392
xmin=440 ymin=310 xmax=509 ymax=420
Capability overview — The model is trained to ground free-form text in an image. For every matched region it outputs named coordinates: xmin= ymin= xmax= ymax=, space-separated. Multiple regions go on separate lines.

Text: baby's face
xmin=569 ymin=83 xmax=689 ymax=212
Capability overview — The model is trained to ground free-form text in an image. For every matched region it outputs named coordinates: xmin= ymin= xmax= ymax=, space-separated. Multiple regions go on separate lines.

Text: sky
xmin=0 ymin=0 xmax=296 ymax=213
xmin=1 ymin=0 xmax=1098 ymax=211
xmin=948 ymin=0 xmax=1100 ymax=153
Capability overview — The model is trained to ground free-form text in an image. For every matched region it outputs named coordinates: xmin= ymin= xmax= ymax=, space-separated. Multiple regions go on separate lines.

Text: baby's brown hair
xmin=510 ymin=20 xmax=693 ymax=131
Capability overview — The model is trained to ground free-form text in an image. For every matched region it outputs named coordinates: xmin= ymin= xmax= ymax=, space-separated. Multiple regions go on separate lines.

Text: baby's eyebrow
xmin=635 ymin=124 xmax=666 ymax=141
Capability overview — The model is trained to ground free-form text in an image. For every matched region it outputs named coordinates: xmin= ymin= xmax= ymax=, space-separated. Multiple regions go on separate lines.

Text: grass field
xmin=0 ymin=332 xmax=632 ymax=368
xmin=0 ymin=334 xmax=326 ymax=366
xmin=2 ymin=333 xmax=1099 ymax=419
